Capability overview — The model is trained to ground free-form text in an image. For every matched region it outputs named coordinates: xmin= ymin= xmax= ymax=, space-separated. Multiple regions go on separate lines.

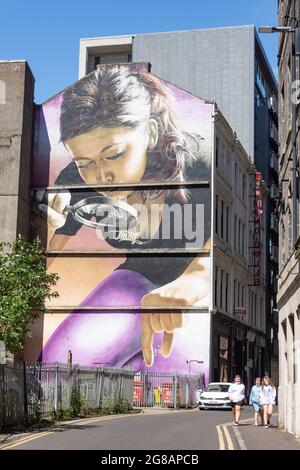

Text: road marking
xmin=222 ymin=424 xmax=234 ymax=450
xmin=0 ymin=410 xmax=176 ymax=450
xmin=0 ymin=431 xmax=54 ymax=450
xmin=218 ymin=413 xmax=278 ymax=451
xmin=232 ymin=425 xmax=247 ymax=450
xmin=216 ymin=425 xmax=225 ymax=450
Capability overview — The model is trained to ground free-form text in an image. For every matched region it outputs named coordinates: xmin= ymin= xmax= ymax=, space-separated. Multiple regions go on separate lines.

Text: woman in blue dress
xmin=249 ymin=378 xmax=263 ymax=426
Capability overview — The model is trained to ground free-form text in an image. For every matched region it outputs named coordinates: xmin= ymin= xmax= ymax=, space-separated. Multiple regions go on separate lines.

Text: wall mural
xmin=30 ymin=63 xmax=213 ymax=377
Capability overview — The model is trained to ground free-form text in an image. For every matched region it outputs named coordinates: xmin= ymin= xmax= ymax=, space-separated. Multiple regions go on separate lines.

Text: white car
xmin=198 ymin=382 xmax=231 ymax=410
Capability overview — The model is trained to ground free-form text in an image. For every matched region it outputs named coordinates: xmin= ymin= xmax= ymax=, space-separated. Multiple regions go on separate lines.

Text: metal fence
xmin=0 ymin=362 xmax=25 ymax=428
xmin=0 ymin=362 xmax=134 ymax=428
xmin=0 ymin=363 xmax=204 ymax=428
xmin=25 ymin=363 xmax=135 ymax=422
xmin=133 ymin=372 xmax=205 ymax=408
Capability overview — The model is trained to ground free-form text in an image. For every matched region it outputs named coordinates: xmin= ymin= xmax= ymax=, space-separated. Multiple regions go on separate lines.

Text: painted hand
xmin=140 ymin=256 xmax=210 ymax=367
xmin=32 ymin=190 xmax=71 ymax=242
xmin=140 ymin=309 xmax=185 ymax=367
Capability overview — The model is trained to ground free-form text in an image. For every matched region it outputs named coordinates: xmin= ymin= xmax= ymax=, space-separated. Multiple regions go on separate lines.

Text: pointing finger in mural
xmin=161 ymin=331 xmax=174 ymax=358
xmin=141 ymin=314 xmax=154 ymax=367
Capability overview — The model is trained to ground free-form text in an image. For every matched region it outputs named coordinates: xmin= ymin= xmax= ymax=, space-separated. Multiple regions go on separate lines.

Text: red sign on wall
xmin=249 ymin=172 xmax=263 ymax=287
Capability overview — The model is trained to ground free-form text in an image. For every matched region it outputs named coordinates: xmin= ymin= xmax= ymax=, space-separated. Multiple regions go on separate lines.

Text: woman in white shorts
xmin=260 ymin=376 xmax=276 ymax=428
xmin=228 ymin=375 xmax=245 ymax=426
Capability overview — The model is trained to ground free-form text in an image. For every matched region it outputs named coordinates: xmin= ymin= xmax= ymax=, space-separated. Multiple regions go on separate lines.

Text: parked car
xmin=198 ymin=382 xmax=231 ymax=410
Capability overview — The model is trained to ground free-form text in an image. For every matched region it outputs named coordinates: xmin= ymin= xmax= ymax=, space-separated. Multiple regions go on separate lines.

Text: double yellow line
xmin=0 ymin=413 xmax=144 ymax=450
xmin=0 ymin=431 xmax=54 ymax=450
xmin=216 ymin=424 xmax=234 ymax=450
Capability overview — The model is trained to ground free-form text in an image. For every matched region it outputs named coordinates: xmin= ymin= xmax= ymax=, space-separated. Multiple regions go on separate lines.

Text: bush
xmin=114 ymin=398 xmax=130 ymax=414
xmin=100 ymin=396 xmax=115 ymax=413
xmin=70 ymin=390 xmax=87 ymax=417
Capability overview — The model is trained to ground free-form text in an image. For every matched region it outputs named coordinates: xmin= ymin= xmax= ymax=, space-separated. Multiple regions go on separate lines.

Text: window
xmin=226 ymin=206 xmax=229 ymax=242
xmin=215 ymin=195 xmax=219 ymax=235
xmin=281 ymin=319 xmax=287 ymax=341
xmin=242 ymin=285 xmax=244 ymax=307
xmin=289 ymin=315 xmax=297 ymax=384
xmin=216 ymin=137 xmax=219 ymax=167
xmin=234 ymin=215 xmax=237 ymax=250
xmin=233 ymin=279 xmax=236 ymax=311
xmin=225 ymin=273 xmax=229 ymax=311
xmin=220 ymin=269 xmax=224 ymax=309
xmin=238 ymin=219 xmax=241 ymax=254
xmin=242 ymin=175 xmax=246 ymax=201
xmin=219 ymin=336 xmax=229 ymax=383
xmin=242 ymin=224 xmax=245 ymax=257
xmin=215 ymin=266 xmax=218 ymax=307
xmin=235 ymin=164 xmax=238 ymax=193
xmin=221 ymin=201 xmax=224 ymax=238
xmin=94 ymin=53 xmax=132 ymax=68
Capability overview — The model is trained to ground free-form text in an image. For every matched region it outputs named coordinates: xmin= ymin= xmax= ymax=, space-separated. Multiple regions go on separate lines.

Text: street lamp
xmin=258 ymin=26 xmax=295 ymax=34
xmin=186 ymin=359 xmax=204 ymax=379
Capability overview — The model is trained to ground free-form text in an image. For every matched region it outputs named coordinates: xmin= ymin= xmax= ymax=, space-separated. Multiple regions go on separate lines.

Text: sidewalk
xmin=234 ymin=418 xmax=300 ymax=450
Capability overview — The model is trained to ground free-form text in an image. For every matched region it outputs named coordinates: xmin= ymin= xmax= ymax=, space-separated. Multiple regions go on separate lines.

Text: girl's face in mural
xmin=65 ymin=120 xmax=158 ymax=199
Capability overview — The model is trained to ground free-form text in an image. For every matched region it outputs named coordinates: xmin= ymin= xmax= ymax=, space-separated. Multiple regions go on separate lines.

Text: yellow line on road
xmin=0 ymin=431 xmax=54 ymax=450
xmin=216 ymin=425 xmax=225 ymax=450
xmin=222 ymin=425 xmax=234 ymax=450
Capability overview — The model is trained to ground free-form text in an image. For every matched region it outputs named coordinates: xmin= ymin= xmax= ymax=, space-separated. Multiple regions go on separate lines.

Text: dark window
xmin=221 ymin=200 xmax=224 ymax=238
xmin=215 ymin=195 xmax=219 ymax=234
xmin=215 ymin=266 xmax=218 ymax=307
xmin=220 ymin=269 xmax=223 ymax=309
xmin=225 ymin=273 xmax=229 ymax=311
xmin=216 ymin=137 xmax=219 ymax=167
xmin=226 ymin=206 xmax=229 ymax=242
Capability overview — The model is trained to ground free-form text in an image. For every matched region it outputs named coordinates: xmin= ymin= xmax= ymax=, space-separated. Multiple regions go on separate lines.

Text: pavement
xmin=0 ymin=406 xmax=299 ymax=451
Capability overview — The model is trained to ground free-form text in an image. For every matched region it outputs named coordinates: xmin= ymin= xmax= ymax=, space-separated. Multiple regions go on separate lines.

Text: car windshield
xmin=205 ymin=384 xmax=230 ymax=392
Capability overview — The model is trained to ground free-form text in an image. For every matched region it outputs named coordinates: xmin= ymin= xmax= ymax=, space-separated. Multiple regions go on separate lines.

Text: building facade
xmin=0 ymin=57 xmax=268 ymax=388
xmin=79 ymin=26 xmax=279 ymax=382
xmin=277 ymin=0 xmax=300 ymax=437
xmin=0 ymin=60 xmax=34 ymax=244
xmin=212 ymin=108 xmax=268 ymax=390
xmin=0 ymin=61 xmax=263 ymax=390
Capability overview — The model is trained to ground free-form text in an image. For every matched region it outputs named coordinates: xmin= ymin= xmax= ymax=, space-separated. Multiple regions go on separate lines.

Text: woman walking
xmin=249 ymin=378 xmax=263 ymax=426
xmin=228 ymin=375 xmax=245 ymax=426
xmin=260 ymin=376 xmax=276 ymax=428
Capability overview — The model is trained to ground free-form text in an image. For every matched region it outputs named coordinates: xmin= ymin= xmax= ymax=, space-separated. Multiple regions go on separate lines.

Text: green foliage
xmin=100 ymin=396 xmax=115 ymax=413
xmin=70 ymin=389 xmax=87 ymax=417
xmin=0 ymin=236 xmax=59 ymax=354
xmin=114 ymin=398 xmax=130 ymax=414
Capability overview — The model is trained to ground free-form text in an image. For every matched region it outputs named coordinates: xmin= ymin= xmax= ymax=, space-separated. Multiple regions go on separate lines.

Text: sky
xmin=0 ymin=0 xmax=278 ymax=103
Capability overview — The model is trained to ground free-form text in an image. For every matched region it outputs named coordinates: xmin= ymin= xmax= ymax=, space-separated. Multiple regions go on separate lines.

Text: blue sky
xmin=0 ymin=0 xmax=278 ymax=103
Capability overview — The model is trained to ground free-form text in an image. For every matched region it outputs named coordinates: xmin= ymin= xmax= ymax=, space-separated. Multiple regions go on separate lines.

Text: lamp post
xmin=185 ymin=360 xmax=204 ymax=407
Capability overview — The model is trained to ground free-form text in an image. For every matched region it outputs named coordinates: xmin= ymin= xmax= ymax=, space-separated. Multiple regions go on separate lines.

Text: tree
xmin=0 ymin=236 xmax=59 ymax=354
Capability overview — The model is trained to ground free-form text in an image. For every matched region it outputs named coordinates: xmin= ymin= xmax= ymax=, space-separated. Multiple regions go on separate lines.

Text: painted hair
xmin=60 ymin=65 xmax=204 ymax=202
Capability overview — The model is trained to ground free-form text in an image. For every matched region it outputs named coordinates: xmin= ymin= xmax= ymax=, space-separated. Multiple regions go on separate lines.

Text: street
xmin=0 ymin=407 xmax=299 ymax=451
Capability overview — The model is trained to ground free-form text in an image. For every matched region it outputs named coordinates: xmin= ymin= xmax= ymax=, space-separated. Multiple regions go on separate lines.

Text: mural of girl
xmin=34 ymin=65 xmax=212 ymax=374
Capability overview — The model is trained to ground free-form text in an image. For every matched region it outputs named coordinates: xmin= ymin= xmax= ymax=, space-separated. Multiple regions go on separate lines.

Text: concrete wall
xmin=0 ymin=61 xmax=35 ymax=243
xmin=133 ymin=26 xmax=255 ymax=159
